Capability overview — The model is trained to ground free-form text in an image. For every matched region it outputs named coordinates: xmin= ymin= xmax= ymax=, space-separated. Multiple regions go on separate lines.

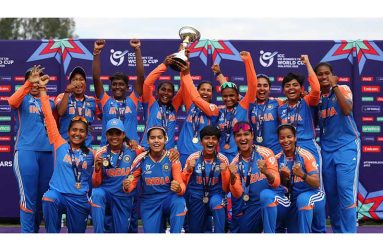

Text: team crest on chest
xmin=123 ymin=155 xmax=130 ymax=163
xmin=162 ymin=163 xmax=170 ymax=171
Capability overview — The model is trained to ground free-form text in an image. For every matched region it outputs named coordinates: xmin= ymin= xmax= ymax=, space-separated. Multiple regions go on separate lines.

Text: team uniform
xmin=8 ymin=80 xmax=54 ymax=233
xmin=182 ymin=152 xmax=229 ymax=233
xmin=55 ymin=93 xmax=100 ymax=147
xmin=318 ymin=85 xmax=360 ymax=233
xmin=40 ymin=93 xmax=94 ymax=233
xmin=276 ymin=147 xmax=326 ymax=233
xmin=217 ymin=54 xmax=257 ymax=162
xmin=229 ymin=145 xmax=287 ymax=233
xmin=178 ymin=72 xmax=219 ymax=167
xmin=126 ymin=151 xmax=187 ymax=233
xmin=277 ymin=74 xmax=322 ymax=175
xmin=249 ymin=97 xmax=283 ymax=154
xmin=99 ymin=91 xmax=141 ymax=146
xmin=90 ymin=144 xmax=144 ymax=233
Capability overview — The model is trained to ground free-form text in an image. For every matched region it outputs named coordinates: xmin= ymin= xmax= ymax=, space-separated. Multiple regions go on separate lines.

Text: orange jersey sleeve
xmin=339 ymin=85 xmax=353 ymax=103
xmin=180 ymin=73 xmax=192 ymax=110
xmin=129 ymin=90 xmax=141 ymax=109
xmin=143 ymin=63 xmax=167 ymax=106
xmin=229 ymin=156 xmax=244 ymax=199
xmin=257 ymin=146 xmax=280 ymax=188
xmin=125 ymin=152 xmax=147 ymax=193
xmin=54 ymin=93 xmax=65 ymax=106
xmin=218 ymin=153 xmax=230 ymax=193
xmin=181 ymin=73 xmax=219 ymax=116
xmin=299 ymin=148 xmax=319 ymax=174
xmin=100 ymin=92 xmax=110 ymax=110
xmin=8 ymin=81 xmax=33 ymax=109
xmin=40 ymin=93 xmax=66 ymax=151
xmin=239 ymin=53 xmax=257 ymax=110
xmin=172 ymin=81 xmax=183 ymax=112
xmin=303 ymin=74 xmax=320 ymax=106
xmin=182 ymin=152 xmax=199 ymax=185
xmin=171 ymin=160 xmax=186 ymax=196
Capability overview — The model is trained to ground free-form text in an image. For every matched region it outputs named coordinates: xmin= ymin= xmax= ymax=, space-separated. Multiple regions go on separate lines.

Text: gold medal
xmin=103 ymin=159 xmax=109 ymax=167
xmin=192 ymin=137 xmax=199 ymax=144
xmin=256 ymin=136 xmax=263 ymax=143
xmin=202 ymin=196 xmax=209 ymax=204
xmin=127 ymin=175 xmax=134 ymax=182
xmin=243 ymin=194 xmax=249 ymax=202
xmin=224 ymin=144 xmax=230 ymax=150
xmin=75 ymin=182 xmax=81 ymax=189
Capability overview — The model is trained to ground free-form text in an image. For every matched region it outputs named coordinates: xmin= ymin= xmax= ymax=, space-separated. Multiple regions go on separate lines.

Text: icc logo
xmin=110 ymin=49 xmax=129 ymax=66
xmin=259 ymin=50 xmax=278 ymax=67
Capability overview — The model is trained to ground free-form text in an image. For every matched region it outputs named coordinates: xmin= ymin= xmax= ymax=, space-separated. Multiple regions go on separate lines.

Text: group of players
xmin=9 ymin=39 xmax=360 ymax=233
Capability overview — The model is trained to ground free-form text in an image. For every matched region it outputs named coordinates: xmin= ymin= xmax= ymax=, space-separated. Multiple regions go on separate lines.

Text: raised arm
xmin=130 ymin=39 xmax=144 ymax=97
xmin=55 ymin=82 xmax=79 ymax=116
xmin=38 ymin=72 xmax=65 ymax=149
xmin=142 ymin=57 xmax=169 ymax=104
xmin=331 ymin=76 xmax=353 ymax=115
xmin=239 ymin=51 xmax=257 ymax=109
xmin=211 ymin=64 xmax=226 ymax=85
xmin=8 ymin=66 xmax=44 ymax=109
xmin=92 ymin=39 xmax=106 ymax=99
xmin=301 ymin=55 xmax=320 ymax=106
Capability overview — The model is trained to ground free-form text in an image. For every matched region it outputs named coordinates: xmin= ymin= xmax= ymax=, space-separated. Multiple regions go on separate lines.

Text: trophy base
xmin=169 ymin=57 xmax=187 ymax=72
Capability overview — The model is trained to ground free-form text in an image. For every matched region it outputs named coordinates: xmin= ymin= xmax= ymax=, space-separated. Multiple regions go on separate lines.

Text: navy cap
xmin=69 ymin=66 xmax=86 ymax=81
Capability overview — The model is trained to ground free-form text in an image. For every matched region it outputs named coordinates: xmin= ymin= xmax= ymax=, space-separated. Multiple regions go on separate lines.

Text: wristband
xmin=215 ymin=71 xmax=221 ymax=77
xmin=332 ymin=85 xmax=339 ymax=89
xmin=302 ymin=173 xmax=307 ymax=181
xmin=93 ymin=50 xmax=101 ymax=56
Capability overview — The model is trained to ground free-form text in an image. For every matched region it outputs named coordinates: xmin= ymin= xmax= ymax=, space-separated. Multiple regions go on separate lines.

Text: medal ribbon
xmin=159 ymin=105 xmax=171 ymax=131
xmin=105 ymin=144 xmax=125 ymax=169
xmin=70 ymin=94 xmax=87 ymax=117
xmin=113 ymin=98 xmax=126 ymax=121
xmin=239 ymin=145 xmax=256 ymax=197
xmin=319 ymin=91 xmax=335 ymax=137
xmin=286 ymin=100 xmax=302 ymax=129
xmin=200 ymin=152 xmax=217 ymax=199
xmin=191 ymin=105 xmax=202 ymax=139
xmin=251 ymin=99 xmax=269 ymax=140
xmin=68 ymin=146 xmax=86 ymax=186
xmin=223 ymin=106 xmax=237 ymax=146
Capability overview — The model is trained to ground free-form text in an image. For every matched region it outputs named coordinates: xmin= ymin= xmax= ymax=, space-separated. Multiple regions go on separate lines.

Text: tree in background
xmin=0 ymin=18 xmax=76 ymax=39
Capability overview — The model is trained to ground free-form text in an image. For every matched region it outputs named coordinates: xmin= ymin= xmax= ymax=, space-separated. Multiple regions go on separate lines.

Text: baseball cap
xmin=106 ymin=118 xmax=125 ymax=132
xmin=69 ymin=66 xmax=86 ymax=81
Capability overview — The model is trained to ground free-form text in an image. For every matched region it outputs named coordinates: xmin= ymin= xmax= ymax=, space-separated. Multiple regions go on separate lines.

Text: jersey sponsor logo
xmin=110 ymin=49 xmax=129 ymax=66
xmin=0 ymin=160 xmax=12 ymax=167
xmin=259 ymin=50 xmax=278 ymax=67
xmin=144 ymin=176 xmax=170 ymax=186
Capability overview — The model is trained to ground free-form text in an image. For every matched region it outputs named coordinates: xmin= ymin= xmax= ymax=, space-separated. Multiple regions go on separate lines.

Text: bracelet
xmin=332 ymin=85 xmax=339 ymax=89
xmin=215 ymin=71 xmax=221 ymax=77
xmin=302 ymin=173 xmax=307 ymax=181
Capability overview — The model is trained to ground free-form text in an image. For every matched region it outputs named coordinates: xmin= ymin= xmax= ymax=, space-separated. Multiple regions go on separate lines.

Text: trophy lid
xmin=179 ymin=26 xmax=201 ymax=42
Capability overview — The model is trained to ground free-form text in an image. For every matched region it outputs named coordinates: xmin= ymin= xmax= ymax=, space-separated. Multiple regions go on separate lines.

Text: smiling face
xmin=147 ymin=128 xmax=166 ymax=154
xmin=198 ymin=82 xmax=213 ymax=102
xmin=106 ymin=128 xmax=125 ymax=149
xmin=111 ymin=79 xmax=127 ymax=100
xmin=283 ymin=79 xmax=302 ymax=103
xmin=157 ymin=83 xmax=174 ymax=105
xmin=68 ymin=121 xmax=88 ymax=148
xmin=222 ymin=88 xmax=239 ymax=109
xmin=234 ymin=129 xmax=254 ymax=154
xmin=315 ymin=65 xmax=333 ymax=90
xmin=201 ymin=135 xmax=219 ymax=157
xmin=278 ymin=127 xmax=296 ymax=155
xmin=71 ymin=73 xmax=86 ymax=96
xmin=256 ymin=77 xmax=270 ymax=102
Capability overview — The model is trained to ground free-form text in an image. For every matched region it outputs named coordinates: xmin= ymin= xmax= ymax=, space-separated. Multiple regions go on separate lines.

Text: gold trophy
xmin=170 ymin=26 xmax=201 ymax=72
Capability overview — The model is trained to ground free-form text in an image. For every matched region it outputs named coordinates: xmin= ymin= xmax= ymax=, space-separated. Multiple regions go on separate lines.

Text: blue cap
xmin=69 ymin=66 xmax=86 ymax=81
xmin=106 ymin=118 xmax=124 ymax=132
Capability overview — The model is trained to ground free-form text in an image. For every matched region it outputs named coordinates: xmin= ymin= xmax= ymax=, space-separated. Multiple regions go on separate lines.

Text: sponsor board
xmin=362 ymin=125 xmax=381 ymax=133
xmin=362 ymin=146 xmax=381 ymax=153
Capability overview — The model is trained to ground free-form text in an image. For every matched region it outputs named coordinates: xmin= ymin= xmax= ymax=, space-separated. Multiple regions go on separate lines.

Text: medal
xmin=75 ymin=182 xmax=81 ymax=189
xmin=103 ymin=159 xmax=109 ymax=167
xmin=202 ymin=196 xmax=209 ymax=204
xmin=256 ymin=136 xmax=263 ymax=143
xmin=243 ymin=194 xmax=249 ymax=202
xmin=224 ymin=144 xmax=230 ymax=150
xmin=127 ymin=175 xmax=134 ymax=182
xmin=192 ymin=137 xmax=199 ymax=144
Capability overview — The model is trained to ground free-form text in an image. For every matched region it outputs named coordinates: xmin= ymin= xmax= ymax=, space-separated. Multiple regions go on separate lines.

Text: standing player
xmin=8 ymin=66 xmax=54 ymax=233
xmin=123 ymin=126 xmax=187 ymax=233
xmin=182 ymin=126 xmax=230 ymax=233
xmin=92 ymin=39 xmax=144 ymax=146
xmin=249 ymin=74 xmax=283 ymax=154
xmin=315 ymin=62 xmax=360 ymax=233
xmin=55 ymin=66 xmax=99 ymax=147
xmin=276 ymin=124 xmax=325 ymax=233
xmin=228 ymin=121 xmax=286 ymax=233
xmin=213 ymin=51 xmax=257 ymax=163
xmin=90 ymin=118 xmax=144 ymax=233
xmin=38 ymin=71 xmax=94 ymax=233
xmin=140 ymin=55 xmax=183 ymax=150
